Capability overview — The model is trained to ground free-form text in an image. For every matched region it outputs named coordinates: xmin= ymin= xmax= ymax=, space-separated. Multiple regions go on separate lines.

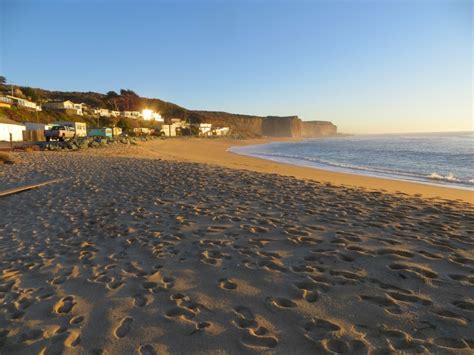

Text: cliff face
xmin=262 ymin=116 xmax=301 ymax=137
xmin=301 ymin=121 xmax=337 ymax=137
xmin=190 ymin=113 xmax=302 ymax=138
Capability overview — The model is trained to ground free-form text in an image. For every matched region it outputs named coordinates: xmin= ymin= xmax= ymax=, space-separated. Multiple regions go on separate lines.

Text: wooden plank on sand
xmin=0 ymin=179 xmax=62 ymax=198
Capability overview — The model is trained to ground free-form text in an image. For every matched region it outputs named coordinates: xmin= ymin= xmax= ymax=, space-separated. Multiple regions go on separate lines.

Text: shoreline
xmin=85 ymin=137 xmax=473 ymax=204
xmin=227 ymin=142 xmax=474 ymax=193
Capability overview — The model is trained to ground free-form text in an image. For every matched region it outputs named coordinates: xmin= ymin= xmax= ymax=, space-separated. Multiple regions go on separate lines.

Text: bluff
xmin=262 ymin=116 xmax=301 ymax=137
xmin=301 ymin=121 xmax=337 ymax=137
xmin=190 ymin=112 xmax=302 ymax=138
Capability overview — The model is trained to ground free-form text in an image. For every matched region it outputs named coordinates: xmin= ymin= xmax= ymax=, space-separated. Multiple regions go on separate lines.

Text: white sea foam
xmin=427 ymin=173 xmax=459 ymax=182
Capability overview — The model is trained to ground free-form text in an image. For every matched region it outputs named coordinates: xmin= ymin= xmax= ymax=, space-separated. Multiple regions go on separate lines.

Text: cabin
xmin=88 ymin=128 xmax=112 ymax=138
xmin=6 ymin=96 xmax=41 ymax=111
xmin=121 ymin=111 xmax=142 ymax=119
xmin=0 ymin=96 xmax=13 ymax=108
xmin=43 ymin=100 xmax=84 ymax=115
xmin=193 ymin=123 xmax=212 ymax=136
xmin=0 ymin=116 xmax=25 ymax=142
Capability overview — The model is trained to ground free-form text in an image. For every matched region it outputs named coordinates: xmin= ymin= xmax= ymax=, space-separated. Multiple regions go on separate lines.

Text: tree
xmin=0 ymin=76 xmax=6 ymax=85
xmin=106 ymin=90 xmax=119 ymax=98
xmin=21 ymin=87 xmax=39 ymax=102
xmin=120 ymin=89 xmax=140 ymax=110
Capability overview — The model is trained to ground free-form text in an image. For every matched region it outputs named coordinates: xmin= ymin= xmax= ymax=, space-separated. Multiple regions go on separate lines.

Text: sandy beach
xmin=0 ymin=141 xmax=473 ymax=354
xmin=80 ymin=137 xmax=473 ymax=203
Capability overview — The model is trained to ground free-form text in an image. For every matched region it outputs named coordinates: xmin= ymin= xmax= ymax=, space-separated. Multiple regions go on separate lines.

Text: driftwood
xmin=0 ymin=179 xmax=62 ymax=198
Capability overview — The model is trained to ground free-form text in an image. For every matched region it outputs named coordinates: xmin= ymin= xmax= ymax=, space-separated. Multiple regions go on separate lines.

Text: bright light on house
xmin=142 ymin=109 xmax=153 ymax=120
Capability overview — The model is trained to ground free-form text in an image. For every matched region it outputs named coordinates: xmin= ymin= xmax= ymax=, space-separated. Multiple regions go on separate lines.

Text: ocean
xmin=229 ymin=131 xmax=474 ymax=190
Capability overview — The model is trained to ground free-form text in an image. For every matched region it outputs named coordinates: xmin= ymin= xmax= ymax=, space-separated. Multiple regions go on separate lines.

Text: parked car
xmin=45 ymin=125 xmax=76 ymax=141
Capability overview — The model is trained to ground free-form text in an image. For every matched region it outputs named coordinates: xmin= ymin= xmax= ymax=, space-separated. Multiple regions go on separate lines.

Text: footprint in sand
xmin=133 ymin=293 xmax=149 ymax=307
xmin=434 ymin=337 xmax=468 ymax=350
xmin=218 ymin=278 xmax=237 ymax=290
xmin=53 ymin=296 xmax=75 ymax=314
xmin=388 ymin=262 xmax=438 ymax=279
xmin=69 ymin=315 xmax=84 ymax=325
xmin=241 ymin=328 xmax=278 ymax=349
xmin=114 ymin=317 xmax=133 ymax=338
xmin=64 ymin=329 xmax=81 ymax=347
xmin=138 ymin=344 xmax=157 ymax=355
xmin=265 ymin=296 xmax=297 ymax=309
xmin=232 ymin=305 xmax=278 ymax=349
xmin=452 ymin=299 xmax=474 ymax=311
xmin=165 ymin=306 xmax=196 ymax=320
xmin=303 ymin=318 xmax=341 ymax=343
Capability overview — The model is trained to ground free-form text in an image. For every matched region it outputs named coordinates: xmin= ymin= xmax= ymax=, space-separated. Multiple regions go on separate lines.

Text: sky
xmin=1 ymin=0 xmax=472 ymax=134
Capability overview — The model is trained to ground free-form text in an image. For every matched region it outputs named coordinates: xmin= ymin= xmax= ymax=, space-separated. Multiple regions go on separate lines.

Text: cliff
xmin=301 ymin=121 xmax=337 ymax=137
xmin=262 ymin=116 xmax=301 ymax=137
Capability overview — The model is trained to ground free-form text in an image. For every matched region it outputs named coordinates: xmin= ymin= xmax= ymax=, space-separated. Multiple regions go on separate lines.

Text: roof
xmin=0 ymin=115 xmax=24 ymax=126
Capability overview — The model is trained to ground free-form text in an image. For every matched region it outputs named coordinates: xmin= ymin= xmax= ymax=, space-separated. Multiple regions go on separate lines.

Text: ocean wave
xmin=229 ymin=146 xmax=474 ymax=189
xmin=427 ymin=172 xmax=459 ymax=182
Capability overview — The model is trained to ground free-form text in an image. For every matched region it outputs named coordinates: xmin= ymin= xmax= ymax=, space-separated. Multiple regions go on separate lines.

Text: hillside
xmin=2 ymin=85 xmax=337 ymax=137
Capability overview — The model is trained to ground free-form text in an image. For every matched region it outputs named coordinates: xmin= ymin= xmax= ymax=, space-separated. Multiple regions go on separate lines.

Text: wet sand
xmin=0 ymin=145 xmax=473 ymax=354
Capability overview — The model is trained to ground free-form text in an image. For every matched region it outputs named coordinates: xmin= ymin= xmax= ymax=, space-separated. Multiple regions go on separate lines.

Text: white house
xmin=213 ymin=127 xmax=230 ymax=136
xmin=121 ymin=111 xmax=142 ymax=119
xmin=23 ymin=122 xmax=54 ymax=131
xmin=0 ymin=96 xmax=13 ymax=108
xmin=193 ymin=123 xmax=212 ymax=136
xmin=0 ymin=116 xmax=26 ymax=142
xmin=6 ymin=96 xmax=41 ymax=111
xmin=43 ymin=100 xmax=84 ymax=115
xmin=94 ymin=108 xmax=111 ymax=117
xmin=161 ymin=120 xmax=188 ymax=137
xmin=142 ymin=109 xmax=164 ymax=122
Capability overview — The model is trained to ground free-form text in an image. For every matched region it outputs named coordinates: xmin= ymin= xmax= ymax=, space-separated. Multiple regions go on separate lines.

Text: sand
xmin=0 ymin=143 xmax=473 ymax=354
xmin=78 ymin=137 xmax=474 ymax=203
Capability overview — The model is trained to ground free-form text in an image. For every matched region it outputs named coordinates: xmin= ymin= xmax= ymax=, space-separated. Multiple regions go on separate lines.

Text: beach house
xmin=0 ymin=116 xmax=26 ymax=142
xmin=0 ymin=96 xmax=13 ymax=108
xmin=121 ymin=111 xmax=142 ymax=119
xmin=43 ymin=100 xmax=84 ymax=115
xmin=6 ymin=96 xmax=41 ymax=111
xmin=94 ymin=108 xmax=111 ymax=117
xmin=142 ymin=109 xmax=164 ymax=122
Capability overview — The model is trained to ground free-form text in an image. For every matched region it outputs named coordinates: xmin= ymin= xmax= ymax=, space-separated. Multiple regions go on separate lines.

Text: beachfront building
xmin=0 ymin=115 xmax=26 ymax=141
xmin=94 ymin=108 xmax=111 ymax=117
xmin=133 ymin=127 xmax=152 ymax=136
xmin=0 ymin=96 xmax=13 ymax=108
xmin=161 ymin=120 xmax=188 ymax=137
xmin=212 ymin=127 xmax=230 ymax=136
xmin=43 ymin=100 xmax=84 ymax=115
xmin=142 ymin=109 xmax=164 ymax=122
xmin=23 ymin=122 xmax=54 ymax=131
xmin=193 ymin=123 xmax=213 ymax=136
xmin=6 ymin=96 xmax=41 ymax=111
xmin=121 ymin=111 xmax=142 ymax=119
